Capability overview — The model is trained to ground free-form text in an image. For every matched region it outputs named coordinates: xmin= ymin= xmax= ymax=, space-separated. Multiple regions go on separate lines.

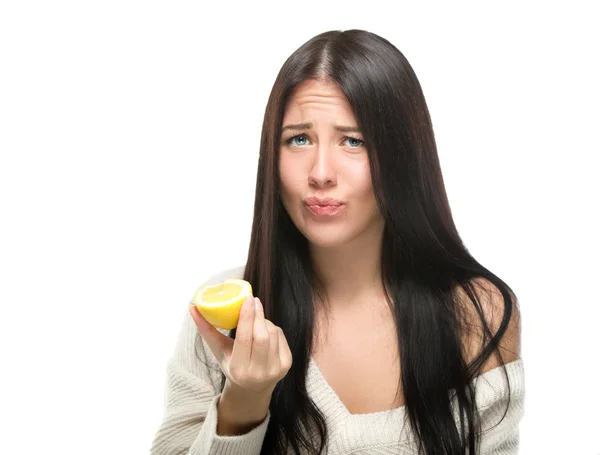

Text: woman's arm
xmin=475 ymin=359 xmax=525 ymax=454
xmin=149 ymin=295 xmax=270 ymax=454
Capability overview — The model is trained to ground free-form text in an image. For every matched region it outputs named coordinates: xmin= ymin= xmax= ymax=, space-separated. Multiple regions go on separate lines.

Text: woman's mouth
xmin=305 ymin=204 xmax=345 ymax=217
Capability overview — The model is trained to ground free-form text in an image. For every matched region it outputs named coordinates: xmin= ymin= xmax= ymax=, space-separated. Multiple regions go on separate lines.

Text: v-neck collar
xmin=308 ymin=355 xmax=407 ymax=418
xmin=306 ymin=355 xmax=411 ymax=449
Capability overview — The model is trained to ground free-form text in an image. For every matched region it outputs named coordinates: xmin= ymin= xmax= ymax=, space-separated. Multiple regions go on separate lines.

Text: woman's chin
xmin=303 ymin=229 xmax=351 ymax=248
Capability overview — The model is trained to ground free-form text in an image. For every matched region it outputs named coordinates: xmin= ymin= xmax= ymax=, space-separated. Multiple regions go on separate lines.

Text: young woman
xmin=151 ymin=29 xmax=524 ymax=455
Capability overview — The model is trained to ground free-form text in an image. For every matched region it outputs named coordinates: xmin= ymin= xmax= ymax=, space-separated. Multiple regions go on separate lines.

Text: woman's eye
xmin=345 ymin=137 xmax=364 ymax=148
xmin=286 ymin=134 xmax=309 ymax=146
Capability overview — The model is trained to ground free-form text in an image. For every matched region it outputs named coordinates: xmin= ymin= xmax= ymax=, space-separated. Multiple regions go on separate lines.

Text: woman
xmin=150 ymin=29 xmax=524 ymax=455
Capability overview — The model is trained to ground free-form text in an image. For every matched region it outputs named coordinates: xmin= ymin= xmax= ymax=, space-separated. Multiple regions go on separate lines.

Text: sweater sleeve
xmin=474 ymin=359 xmax=525 ymax=455
xmin=150 ymin=276 xmax=270 ymax=455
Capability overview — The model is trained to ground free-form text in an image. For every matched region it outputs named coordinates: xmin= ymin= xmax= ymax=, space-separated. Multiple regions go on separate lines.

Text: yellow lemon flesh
xmin=193 ymin=279 xmax=253 ymax=330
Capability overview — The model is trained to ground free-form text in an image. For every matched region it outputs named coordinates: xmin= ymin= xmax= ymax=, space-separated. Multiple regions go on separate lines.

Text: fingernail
xmin=255 ymin=297 xmax=261 ymax=310
xmin=245 ymin=295 xmax=254 ymax=308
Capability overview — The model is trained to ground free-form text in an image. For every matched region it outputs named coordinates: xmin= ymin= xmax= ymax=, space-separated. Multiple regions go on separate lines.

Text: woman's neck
xmin=309 ymin=223 xmax=386 ymax=308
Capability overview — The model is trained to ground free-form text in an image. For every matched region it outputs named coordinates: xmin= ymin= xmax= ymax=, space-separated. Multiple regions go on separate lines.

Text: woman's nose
xmin=308 ymin=145 xmax=337 ymax=188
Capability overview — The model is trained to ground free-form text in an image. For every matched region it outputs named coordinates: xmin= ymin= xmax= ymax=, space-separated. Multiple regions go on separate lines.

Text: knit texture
xmin=150 ymin=265 xmax=525 ymax=454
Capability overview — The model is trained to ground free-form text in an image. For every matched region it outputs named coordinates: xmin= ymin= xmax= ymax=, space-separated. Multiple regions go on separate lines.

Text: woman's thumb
xmin=189 ymin=304 xmax=232 ymax=362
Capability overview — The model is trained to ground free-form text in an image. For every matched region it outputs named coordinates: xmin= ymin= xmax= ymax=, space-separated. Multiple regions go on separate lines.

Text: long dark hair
xmin=201 ymin=29 xmax=519 ymax=454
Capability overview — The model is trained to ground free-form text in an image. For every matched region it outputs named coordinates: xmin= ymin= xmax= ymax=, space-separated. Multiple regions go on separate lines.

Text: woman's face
xmin=279 ymin=79 xmax=384 ymax=248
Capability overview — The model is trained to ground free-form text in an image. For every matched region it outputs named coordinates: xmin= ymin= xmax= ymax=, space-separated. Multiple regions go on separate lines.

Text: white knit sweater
xmin=150 ymin=265 xmax=525 ymax=454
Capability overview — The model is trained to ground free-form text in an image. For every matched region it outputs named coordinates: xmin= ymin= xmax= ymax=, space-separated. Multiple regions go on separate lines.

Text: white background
xmin=1 ymin=1 xmax=598 ymax=454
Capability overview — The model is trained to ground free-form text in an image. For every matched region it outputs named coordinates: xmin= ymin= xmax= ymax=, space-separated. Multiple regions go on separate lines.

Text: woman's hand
xmin=189 ymin=294 xmax=293 ymax=397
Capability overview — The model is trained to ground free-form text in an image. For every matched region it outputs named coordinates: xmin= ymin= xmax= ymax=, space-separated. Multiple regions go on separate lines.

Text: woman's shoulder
xmin=454 ymin=277 xmax=522 ymax=375
xmin=471 ymin=357 xmax=525 ymax=402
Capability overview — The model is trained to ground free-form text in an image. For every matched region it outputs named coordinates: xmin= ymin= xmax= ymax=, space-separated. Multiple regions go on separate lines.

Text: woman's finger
xmin=277 ymin=327 xmax=293 ymax=372
xmin=249 ymin=297 xmax=270 ymax=370
xmin=230 ymin=295 xmax=255 ymax=370
xmin=265 ymin=319 xmax=280 ymax=369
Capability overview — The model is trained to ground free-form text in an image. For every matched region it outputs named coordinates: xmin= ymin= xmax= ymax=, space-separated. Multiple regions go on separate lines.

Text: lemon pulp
xmin=193 ymin=279 xmax=253 ymax=330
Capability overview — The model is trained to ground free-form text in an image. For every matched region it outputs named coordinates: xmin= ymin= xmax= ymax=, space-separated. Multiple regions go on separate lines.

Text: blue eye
xmin=346 ymin=137 xmax=364 ymax=148
xmin=287 ymin=134 xmax=309 ymax=146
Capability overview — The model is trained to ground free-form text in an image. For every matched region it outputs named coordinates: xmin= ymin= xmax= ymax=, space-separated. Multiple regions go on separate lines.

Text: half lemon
xmin=193 ymin=278 xmax=253 ymax=330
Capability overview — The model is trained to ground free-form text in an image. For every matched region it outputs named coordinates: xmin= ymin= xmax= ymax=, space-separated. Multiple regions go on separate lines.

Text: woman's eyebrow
xmin=281 ymin=122 xmax=361 ymax=133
